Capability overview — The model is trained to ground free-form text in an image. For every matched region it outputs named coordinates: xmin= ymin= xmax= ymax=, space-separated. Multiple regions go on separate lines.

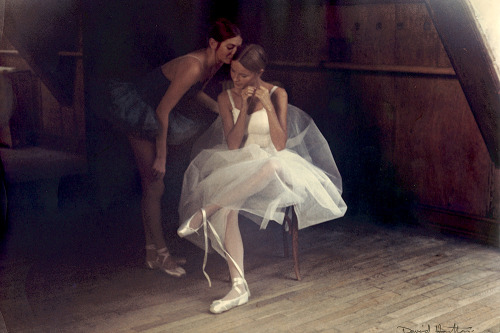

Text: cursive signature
xmin=435 ymin=324 xmax=474 ymax=333
xmin=397 ymin=325 xmax=431 ymax=333
xmin=397 ymin=324 xmax=474 ymax=333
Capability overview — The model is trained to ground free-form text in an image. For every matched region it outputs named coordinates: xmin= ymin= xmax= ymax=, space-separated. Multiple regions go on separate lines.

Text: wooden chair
xmin=282 ymin=206 xmax=301 ymax=280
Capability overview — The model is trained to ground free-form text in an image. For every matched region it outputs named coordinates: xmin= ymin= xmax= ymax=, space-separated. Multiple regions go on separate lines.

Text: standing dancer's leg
xmin=129 ymin=136 xmax=185 ymax=277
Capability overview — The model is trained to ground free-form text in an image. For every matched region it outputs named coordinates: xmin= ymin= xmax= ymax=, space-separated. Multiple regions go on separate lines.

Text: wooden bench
xmin=1 ymin=64 xmax=87 ymax=211
xmin=0 ymin=146 xmax=87 ymax=210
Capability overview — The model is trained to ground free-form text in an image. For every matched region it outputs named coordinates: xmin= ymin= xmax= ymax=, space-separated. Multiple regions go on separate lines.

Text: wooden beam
xmin=269 ymin=61 xmax=456 ymax=76
xmin=424 ymin=0 xmax=500 ymax=166
xmin=3 ymin=14 xmax=71 ymax=106
xmin=3 ymin=1 xmax=79 ymax=107
xmin=0 ymin=50 xmax=19 ymax=56
xmin=330 ymin=0 xmax=423 ymax=5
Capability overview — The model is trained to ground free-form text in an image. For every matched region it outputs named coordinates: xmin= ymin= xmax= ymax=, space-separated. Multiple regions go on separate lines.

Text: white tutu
xmin=179 ymin=98 xmax=347 ymax=257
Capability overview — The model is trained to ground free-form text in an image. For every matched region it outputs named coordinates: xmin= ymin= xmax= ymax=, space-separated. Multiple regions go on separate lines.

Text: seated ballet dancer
xmin=177 ymin=44 xmax=347 ymax=313
xmin=105 ymin=19 xmax=242 ymax=278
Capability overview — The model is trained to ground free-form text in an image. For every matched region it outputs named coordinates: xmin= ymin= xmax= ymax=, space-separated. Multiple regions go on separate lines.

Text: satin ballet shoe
xmin=210 ymin=277 xmax=250 ymax=314
xmin=172 ymin=256 xmax=187 ymax=266
xmin=178 ymin=208 xmax=206 ymax=238
xmin=145 ymin=244 xmax=157 ymax=268
xmin=145 ymin=245 xmax=186 ymax=266
xmin=147 ymin=248 xmax=186 ymax=278
xmin=145 ymin=256 xmax=187 ymax=269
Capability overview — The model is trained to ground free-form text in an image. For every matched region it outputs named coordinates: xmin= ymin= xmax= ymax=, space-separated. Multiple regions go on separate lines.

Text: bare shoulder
xmin=163 ymin=53 xmax=204 ymax=82
xmin=217 ymin=89 xmax=229 ymax=103
xmin=271 ymin=86 xmax=288 ymax=103
xmin=177 ymin=55 xmax=204 ymax=78
xmin=217 ymin=90 xmax=232 ymax=112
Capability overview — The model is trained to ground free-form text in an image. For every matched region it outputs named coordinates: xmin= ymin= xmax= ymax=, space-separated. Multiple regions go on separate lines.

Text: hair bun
xmin=209 ymin=18 xmax=241 ymax=43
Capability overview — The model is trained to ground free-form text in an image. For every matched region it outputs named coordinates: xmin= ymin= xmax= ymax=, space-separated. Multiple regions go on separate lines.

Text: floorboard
xmin=1 ymin=193 xmax=499 ymax=333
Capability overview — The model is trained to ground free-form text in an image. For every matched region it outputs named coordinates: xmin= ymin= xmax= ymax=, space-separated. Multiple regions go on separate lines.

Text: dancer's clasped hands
xmin=243 ymin=86 xmax=272 ymax=111
xmin=242 ymin=86 xmax=255 ymax=103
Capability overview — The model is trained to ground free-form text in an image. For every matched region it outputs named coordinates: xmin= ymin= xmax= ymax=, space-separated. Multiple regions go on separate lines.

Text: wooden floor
xmin=1 ymin=189 xmax=500 ymax=333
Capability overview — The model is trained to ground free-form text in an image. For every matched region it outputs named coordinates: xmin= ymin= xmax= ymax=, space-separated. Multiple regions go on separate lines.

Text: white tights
xmin=188 ymin=158 xmax=283 ymax=229
xmin=220 ymin=209 xmax=245 ymax=300
xmin=190 ymin=158 xmax=284 ymax=297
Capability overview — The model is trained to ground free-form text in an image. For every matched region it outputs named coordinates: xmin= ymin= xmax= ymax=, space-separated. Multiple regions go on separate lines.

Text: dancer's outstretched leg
xmin=179 ymin=158 xmax=283 ymax=236
xmin=209 ymin=210 xmax=249 ymax=314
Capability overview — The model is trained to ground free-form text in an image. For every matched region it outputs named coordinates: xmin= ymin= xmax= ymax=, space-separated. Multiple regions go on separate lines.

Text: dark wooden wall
xmin=1 ymin=0 xmax=498 ymax=245
xmin=242 ymin=0 xmax=499 ymax=245
xmin=1 ymin=0 xmax=84 ymax=154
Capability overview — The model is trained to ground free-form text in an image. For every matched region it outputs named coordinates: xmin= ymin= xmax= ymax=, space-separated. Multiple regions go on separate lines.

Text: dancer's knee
xmin=143 ymin=178 xmax=165 ymax=199
xmin=226 ymin=210 xmax=239 ymax=227
xmin=261 ymin=158 xmax=282 ymax=176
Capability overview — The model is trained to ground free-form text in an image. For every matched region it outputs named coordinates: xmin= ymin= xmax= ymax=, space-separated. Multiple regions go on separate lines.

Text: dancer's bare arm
xmin=218 ymin=90 xmax=252 ymax=150
xmin=153 ymin=59 xmax=202 ymax=177
xmin=254 ymin=86 xmax=288 ymax=151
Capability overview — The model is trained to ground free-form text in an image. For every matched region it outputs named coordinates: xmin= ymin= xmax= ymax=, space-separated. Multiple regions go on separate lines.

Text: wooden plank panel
xmin=260 ymin=3 xmax=327 ymax=64
xmin=393 ymin=76 xmax=492 ymax=216
xmin=328 ymin=4 xmax=396 ymax=65
xmin=425 ymin=0 xmax=500 ymax=166
xmin=394 ymin=3 xmax=451 ymax=67
xmin=350 ymin=73 xmax=396 ymax=159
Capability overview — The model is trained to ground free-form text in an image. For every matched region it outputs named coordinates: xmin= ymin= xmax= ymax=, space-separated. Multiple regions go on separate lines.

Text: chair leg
xmin=282 ymin=206 xmax=301 ymax=281
xmin=283 ymin=213 xmax=290 ymax=258
xmin=290 ymin=207 xmax=301 ymax=281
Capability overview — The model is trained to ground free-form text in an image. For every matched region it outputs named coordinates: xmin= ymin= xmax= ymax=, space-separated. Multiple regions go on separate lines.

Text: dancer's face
xmin=230 ymin=60 xmax=259 ymax=90
xmin=214 ymin=36 xmax=243 ymax=64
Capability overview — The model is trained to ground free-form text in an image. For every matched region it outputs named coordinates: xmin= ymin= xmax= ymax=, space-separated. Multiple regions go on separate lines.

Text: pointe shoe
xmin=178 ymin=208 xmax=206 ymax=238
xmin=145 ymin=244 xmax=158 ymax=269
xmin=147 ymin=248 xmax=186 ymax=278
xmin=210 ymin=277 xmax=250 ymax=314
xmin=145 ymin=256 xmax=187 ymax=269
xmin=145 ymin=245 xmax=186 ymax=266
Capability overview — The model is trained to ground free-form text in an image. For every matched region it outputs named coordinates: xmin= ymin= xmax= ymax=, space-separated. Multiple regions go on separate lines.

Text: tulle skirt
xmin=178 ymin=105 xmax=347 ymax=256
xmin=105 ymin=67 xmax=205 ymax=144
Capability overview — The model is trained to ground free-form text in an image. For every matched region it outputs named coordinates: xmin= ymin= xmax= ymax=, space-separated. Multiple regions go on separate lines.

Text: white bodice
xmin=228 ymin=86 xmax=278 ymax=149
